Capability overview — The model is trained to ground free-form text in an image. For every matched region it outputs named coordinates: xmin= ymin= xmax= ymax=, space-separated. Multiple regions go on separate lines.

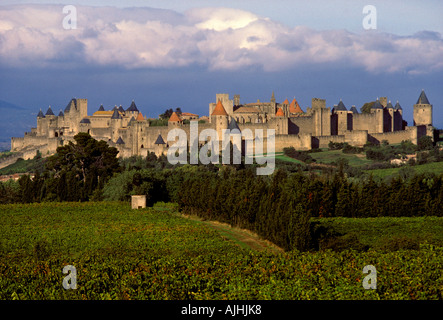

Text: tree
xmin=159 ymin=108 xmax=174 ymax=120
xmin=417 ymin=135 xmax=433 ymax=151
xmin=46 ymin=132 xmax=121 ymax=201
xmin=360 ymin=101 xmax=375 ymax=114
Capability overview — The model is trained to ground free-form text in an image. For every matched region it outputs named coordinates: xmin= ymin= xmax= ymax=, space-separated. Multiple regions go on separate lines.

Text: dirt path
xmin=182 ymin=214 xmax=284 ymax=254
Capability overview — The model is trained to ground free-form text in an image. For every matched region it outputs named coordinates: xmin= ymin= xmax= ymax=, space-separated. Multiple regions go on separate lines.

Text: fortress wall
xmin=90 ymin=127 xmax=111 ymax=139
xmin=289 ymin=116 xmax=314 ymax=134
xmin=352 ymin=113 xmax=377 ymax=133
xmin=344 ymin=130 xmax=368 ymax=146
xmin=11 ymin=137 xmax=25 ymax=151
xmin=314 ymin=135 xmax=346 ymax=148
xmin=369 ymin=129 xmax=414 ymax=145
xmin=274 ymin=134 xmax=312 ymax=151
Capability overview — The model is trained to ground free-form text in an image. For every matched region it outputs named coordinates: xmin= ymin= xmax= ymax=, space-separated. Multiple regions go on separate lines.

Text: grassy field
xmin=367 ymin=161 xmax=443 ymax=179
xmin=309 ymin=149 xmax=373 ymax=167
xmin=1 ymin=202 xmax=442 ymax=300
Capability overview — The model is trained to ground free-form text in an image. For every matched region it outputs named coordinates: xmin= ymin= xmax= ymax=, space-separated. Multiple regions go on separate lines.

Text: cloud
xmin=0 ymin=4 xmax=442 ymax=74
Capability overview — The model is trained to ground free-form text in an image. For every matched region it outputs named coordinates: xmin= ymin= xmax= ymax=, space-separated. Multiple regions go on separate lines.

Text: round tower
xmin=413 ymin=90 xmax=432 ymax=126
xmin=211 ymin=100 xmax=229 ymax=141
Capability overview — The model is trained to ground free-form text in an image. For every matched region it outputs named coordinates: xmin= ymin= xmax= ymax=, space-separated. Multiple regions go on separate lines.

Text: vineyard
xmin=0 ymin=202 xmax=442 ymax=300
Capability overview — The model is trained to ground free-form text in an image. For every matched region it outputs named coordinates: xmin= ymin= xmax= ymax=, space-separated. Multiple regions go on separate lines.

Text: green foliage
xmin=360 ymin=101 xmax=375 ymax=114
xmin=1 ymin=202 xmax=442 ymax=300
xmin=0 ymin=154 xmax=46 ymax=175
xmin=283 ymin=147 xmax=315 ymax=164
xmin=328 ymin=141 xmax=344 ymax=150
xmin=417 ymin=135 xmax=433 ymax=151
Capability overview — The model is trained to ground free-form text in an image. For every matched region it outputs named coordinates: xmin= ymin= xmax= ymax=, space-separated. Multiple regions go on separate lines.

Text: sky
xmin=0 ymin=1 xmax=442 ymax=143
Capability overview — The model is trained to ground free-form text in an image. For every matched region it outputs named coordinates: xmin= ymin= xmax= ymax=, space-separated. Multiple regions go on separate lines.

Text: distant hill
xmin=0 ymin=100 xmax=36 ymax=149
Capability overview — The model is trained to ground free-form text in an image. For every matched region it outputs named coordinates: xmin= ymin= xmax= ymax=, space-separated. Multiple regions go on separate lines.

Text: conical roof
xmin=282 ymin=98 xmax=289 ymax=105
xmin=126 ymin=100 xmax=139 ymax=112
xmin=335 ymin=99 xmax=347 ymax=111
xmin=372 ymin=99 xmax=383 ymax=110
xmin=98 ymin=104 xmax=105 ymax=111
xmin=211 ymin=100 xmax=228 ymax=116
xmin=128 ymin=116 xmax=136 ymax=125
xmin=58 ymin=110 xmax=64 ymax=117
xmin=37 ymin=109 xmax=45 ymax=118
xmin=64 ymin=98 xmax=76 ymax=113
xmin=289 ymin=98 xmax=303 ymax=113
xmin=168 ymin=111 xmax=182 ymax=122
xmin=154 ymin=134 xmax=166 ymax=145
xmin=386 ymin=101 xmax=394 ymax=109
xmin=228 ymin=117 xmax=241 ymax=132
xmin=136 ymin=112 xmax=144 ymax=121
xmin=111 ymin=108 xmax=122 ymax=119
xmin=45 ymin=106 xmax=54 ymax=116
xmin=349 ymin=106 xmax=359 ymax=114
xmin=118 ymin=105 xmax=125 ymax=113
xmin=394 ymin=101 xmax=402 ymax=110
xmin=80 ymin=118 xmax=90 ymax=124
xmin=116 ymin=137 xmax=125 ymax=144
xmin=275 ymin=107 xmax=285 ymax=117
xmin=416 ymin=90 xmax=430 ymax=104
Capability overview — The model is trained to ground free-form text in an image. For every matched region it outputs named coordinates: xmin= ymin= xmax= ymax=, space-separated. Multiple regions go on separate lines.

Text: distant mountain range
xmin=0 ymin=100 xmax=36 ymax=151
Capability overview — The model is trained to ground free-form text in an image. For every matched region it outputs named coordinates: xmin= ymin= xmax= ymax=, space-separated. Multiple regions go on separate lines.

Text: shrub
xmin=417 ymin=135 xmax=433 ymax=151
xmin=328 ymin=141 xmax=344 ymax=150
xmin=283 ymin=147 xmax=315 ymax=163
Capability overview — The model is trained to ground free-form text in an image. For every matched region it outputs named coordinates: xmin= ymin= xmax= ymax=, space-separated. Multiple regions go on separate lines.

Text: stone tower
xmin=312 ymin=98 xmax=331 ymax=136
xmin=385 ymin=100 xmax=395 ymax=132
xmin=334 ymin=99 xmax=348 ymax=135
xmin=371 ymin=99 xmax=384 ymax=133
xmin=413 ymin=90 xmax=432 ymax=126
xmin=211 ymin=100 xmax=229 ymax=140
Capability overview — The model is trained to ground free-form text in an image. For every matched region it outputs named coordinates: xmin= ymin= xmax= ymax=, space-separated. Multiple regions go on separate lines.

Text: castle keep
xmin=10 ymin=90 xmax=434 ymax=160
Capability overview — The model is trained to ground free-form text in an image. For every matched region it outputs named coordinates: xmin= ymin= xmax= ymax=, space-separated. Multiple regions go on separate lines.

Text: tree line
xmin=1 ymin=133 xmax=442 ymax=251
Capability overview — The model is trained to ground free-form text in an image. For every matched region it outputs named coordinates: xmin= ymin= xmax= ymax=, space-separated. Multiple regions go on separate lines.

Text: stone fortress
xmin=10 ymin=90 xmax=434 ymax=160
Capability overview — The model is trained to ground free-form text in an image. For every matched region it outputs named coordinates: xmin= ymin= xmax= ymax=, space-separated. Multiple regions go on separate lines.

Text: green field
xmin=1 ymin=202 xmax=442 ymax=300
xmin=367 ymin=161 xmax=443 ymax=179
xmin=309 ymin=149 xmax=373 ymax=167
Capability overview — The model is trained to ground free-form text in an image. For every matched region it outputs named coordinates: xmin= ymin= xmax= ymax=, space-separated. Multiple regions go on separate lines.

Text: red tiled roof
xmin=275 ymin=107 xmax=285 ymax=117
xmin=211 ymin=100 xmax=228 ymax=116
xmin=168 ymin=111 xmax=182 ymax=122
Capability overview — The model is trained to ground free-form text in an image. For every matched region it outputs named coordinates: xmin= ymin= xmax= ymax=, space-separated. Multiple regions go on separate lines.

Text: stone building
xmin=10 ymin=90 xmax=434 ymax=160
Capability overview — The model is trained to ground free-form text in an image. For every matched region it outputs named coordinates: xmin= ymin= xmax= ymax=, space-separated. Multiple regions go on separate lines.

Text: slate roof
xmin=118 ymin=105 xmax=125 ymax=113
xmin=116 ymin=137 xmax=125 ymax=144
xmin=45 ymin=106 xmax=55 ymax=116
xmin=80 ymin=118 xmax=91 ymax=124
xmin=111 ymin=108 xmax=122 ymax=119
xmin=228 ymin=117 xmax=241 ymax=132
xmin=349 ymin=106 xmax=359 ymax=113
xmin=126 ymin=100 xmax=139 ymax=112
xmin=372 ymin=99 xmax=384 ymax=109
xmin=128 ymin=116 xmax=136 ymax=125
xmin=37 ymin=109 xmax=45 ymax=118
xmin=335 ymin=100 xmax=347 ymax=111
xmin=394 ymin=101 xmax=402 ymax=110
xmin=386 ymin=101 xmax=394 ymax=109
xmin=154 ymin=134 xmax=166 ymax=145
xmin=65 ymin=99 xmax=76 ymax=113
xmin=416 ymin=90 xmax=430 ymax=105
xmin=58 ymin=110 xmax=64 ymax=117
xmin=98 ymin=104 xmax=105 ymax=111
